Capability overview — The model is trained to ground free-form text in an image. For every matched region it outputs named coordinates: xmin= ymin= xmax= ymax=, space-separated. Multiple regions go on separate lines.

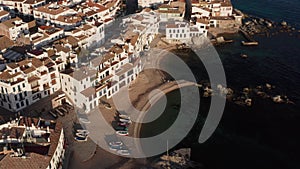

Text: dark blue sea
xmin=140 ymin=1 xmax=300 ymax=169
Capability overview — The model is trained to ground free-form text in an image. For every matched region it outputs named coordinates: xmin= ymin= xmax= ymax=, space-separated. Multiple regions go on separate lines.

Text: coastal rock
xmin=281 ymin=21 xmax=287 ymax=26
xmin=273 ymin=95 xmax=284 ymax=103
xmin=266 ymin=83 xmax=272 ymax=89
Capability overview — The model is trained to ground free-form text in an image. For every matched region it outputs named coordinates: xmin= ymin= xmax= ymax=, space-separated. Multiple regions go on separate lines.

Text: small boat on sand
xmin=76 ymin=132 xmax=88 ymax=138
xmin=240 ymin=54 xmax=248 ymax=58
xmin=74 ymin=136 xmax=87 ymax=142
xmin=117 ymin=149 xmax=130 ymax=156
xmin=116 ymin=131 xmax=129 ymax=136
xmin=109 ymin=141 xmax=123 ymax=147
xmin=76 ymin=130 xmax=89 ymax=135
xmin=118 ymin=122 xmax=129 ymax=126
xmin=119 ymin=118 xmax=131 ymax=123
xmin=119 ymin=114 xmax=130 ymax=120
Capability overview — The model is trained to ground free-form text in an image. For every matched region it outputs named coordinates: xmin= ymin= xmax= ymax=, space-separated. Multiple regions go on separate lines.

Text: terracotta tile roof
xmin=0 ymin=153 xmax=50 ymax=169
xmin=109 ymin=45 xmax=123 ymax=54
xmin=71 ymin=67 xmax=97 ymax=81
xmin=65 ymin=36 xmax=78 ymax=46
xmin=56 ymin=15 xmax=82 ymax=24
xmin=31 ymin=58 xmax=43 ymax=68
xmin=0 ymin=10 xmax=9 ymax=17
xmin=23 ymin=66 xmax=36 ymax=74
xmin=27 ymin=75 xmax=40 ymax=83
xmin=0 ymin=36 xmax=13 ymax=51
xmin=221 ymin=1 xmax=232 ymax=7
xmin=80 ymin=86 xmax=95 ymax=97
xmin=7 ymin=62 xmax=18 ymax=69
xmin=0 ymin=127 xmax=25 ymax=139
xmin=54 ymin=44 xmax=70 ymax=53
xmin=48 ymin=121 xmax=63 ymax=156
xmin=0 ymin=17 xmax=22 ymax=28
xmin=35 ymin=4 xmax=71 ymax=15
xmin=24 ymin=0 xmax=44 ymax=4
xmin=166 ymin=24 xmax=178 ymax=28
xmin=130 ymin=34 xmax=139 ymax=45
xmin=80 ymin=24 xmax=93 ymax=31
xmin=101 ymin=53 xmax=115 ymax=63
xmin=0 ymin=71 xmax=21 ymax=80
xmin=196 ymin=18 xmax=209 ymax=24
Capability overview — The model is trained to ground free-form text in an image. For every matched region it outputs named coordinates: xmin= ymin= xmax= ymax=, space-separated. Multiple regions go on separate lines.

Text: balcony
xmin=95 ymin=82 xmax=107 ymax=92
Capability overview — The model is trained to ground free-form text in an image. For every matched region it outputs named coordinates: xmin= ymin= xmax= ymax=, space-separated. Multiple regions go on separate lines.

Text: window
xmin=13 ymin=87 xmax=16 ymax=92
xmin=16 ymin=103 xmax=20 ymax=109
xmin=169 ymin=30 xmax=171 ymax=33
xmin=21 ymin=101 xmax=24 ymax=107
xmin=14 ymin=95 xmax=17 ymax=101
xmin=22 ymin=83 xmax=25 ymax=88
xmin=24 ymin=91 xmax=27 ymax=97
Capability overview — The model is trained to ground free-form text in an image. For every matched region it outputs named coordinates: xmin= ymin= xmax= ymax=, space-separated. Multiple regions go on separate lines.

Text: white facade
xmin=166 ymin=21 xmax=207 ymax=43
xmin=138 ymin=0 xmax=164 ymax=7
xmin=0 ymin=17 xmax=29 ymax=40
xmin=0 ymin=57 xmax=62 ymax=112
xmin=60 ymin=10 xmax=158 ymax=113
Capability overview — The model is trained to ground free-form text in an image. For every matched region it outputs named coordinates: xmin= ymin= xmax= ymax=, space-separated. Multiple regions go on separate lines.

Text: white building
xmin=157 ymin=4 xmax=184 ymax=22
xmin=0 ymin=17 xmax=29 ymax=40
xmin=23 ymin=0 xmax=46 ymax=16
xmin=60 ymin=9 xmax=158 ymax=113
xmin=138 ymin=0 xmax=164 ymax=8
xmin=0 ymin=56 xmax=62 ymax=112
xmin=166 ymin=21 xmax=208 ymax=43
xmin=31 ymin=25 xmax=65 ymax=48
xmin=33 ymin=4 xmax=78 ymax=29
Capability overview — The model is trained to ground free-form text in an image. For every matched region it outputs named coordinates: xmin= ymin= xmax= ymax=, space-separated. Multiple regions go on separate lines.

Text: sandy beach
xmin=65 ymin=38 xmax=199 ymax=168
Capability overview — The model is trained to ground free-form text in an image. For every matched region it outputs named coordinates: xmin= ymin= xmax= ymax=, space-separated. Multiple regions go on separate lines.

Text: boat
xmin=48 ymin=110 xmax=58 ymax=118
xmin=79 ymin=118 xmax=90 ymax=124
xmin=74 ymin=136 xmax=87 ymax=142
xmin=109 ymin=145 xmax=123 ymax=151
xmin=115 ymin=126 xmax=128 ymax=131
xmin=109 ymin=141 xmax=123 ymax=147
xmin=240 ymin=54 xmax=248 ymax=58
xmin=76 ymin=132 xmax=88 ymax=138
xmin=119 ymin=118 xmax=131 ymax=123
xmin=119 ymin=114 xmax=130 ymax=120
xmin=241 ymin=41 xmax=259 ymax=46
xmin=118 ymin=122 xmax=129 ymax=126
xmin=117 ymin=149 xmax=130 ymax=156
xmin=116 ymin=131 xmax=129 ymax=136
xmin=76 ymin=130 xmax=89 ymax=135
